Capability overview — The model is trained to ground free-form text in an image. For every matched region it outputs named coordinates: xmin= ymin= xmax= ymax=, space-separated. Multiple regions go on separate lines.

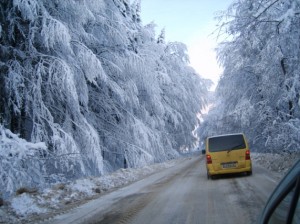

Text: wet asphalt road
xmin=45 ymin=156 xmax=279 ymax=224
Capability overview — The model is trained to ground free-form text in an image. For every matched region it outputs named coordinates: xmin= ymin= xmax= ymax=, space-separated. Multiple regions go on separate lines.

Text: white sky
xmin=140 ymin=0 xmax=233 ymax=89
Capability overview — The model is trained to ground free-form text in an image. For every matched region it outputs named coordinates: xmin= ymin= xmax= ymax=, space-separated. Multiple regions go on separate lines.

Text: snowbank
xmin=11 ymin=194 xmax=48 ymax=217
xmin=0 ymin=125 xmax=47 ymax=199
xmin=0 ymin=157 xmax=180 ymax=223
xmin=252 ymin=152 xmax=300 ymax=174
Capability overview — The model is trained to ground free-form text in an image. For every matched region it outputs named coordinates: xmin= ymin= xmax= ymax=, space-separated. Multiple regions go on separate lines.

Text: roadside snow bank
xmin=252 ymin=152 xmax=300 ymax=175
xmin=0 ymin=156 xmax=182 ymax=223
xmin=0 ymin=125 xmax=47 ymax=199
xmin=11 ymin=194 xmax=48 ymax=217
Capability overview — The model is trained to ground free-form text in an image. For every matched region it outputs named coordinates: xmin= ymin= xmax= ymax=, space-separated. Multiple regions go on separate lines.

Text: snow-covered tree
xmin=0 ymin=0 xmax=209 ymax=197
xmin=199 ymin=0 xmax=300 ymax=153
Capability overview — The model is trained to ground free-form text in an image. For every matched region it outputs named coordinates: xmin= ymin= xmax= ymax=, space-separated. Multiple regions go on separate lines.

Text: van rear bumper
xmin=207 ymin=162 xmax=252 ymax=175
xmin=208 ymin=167 xmax=252 ymax=175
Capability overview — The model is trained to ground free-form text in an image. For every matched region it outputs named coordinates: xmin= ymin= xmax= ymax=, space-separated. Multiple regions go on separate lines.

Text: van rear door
xmin=208 ymin=134 xmax=247 ymax=170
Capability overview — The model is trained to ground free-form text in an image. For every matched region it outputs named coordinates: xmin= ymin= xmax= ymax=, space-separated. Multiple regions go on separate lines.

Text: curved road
xmin=44 ymin=156 xmax=280 ymax=224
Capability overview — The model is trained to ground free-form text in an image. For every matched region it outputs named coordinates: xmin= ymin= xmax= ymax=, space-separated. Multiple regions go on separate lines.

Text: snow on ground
xmin=0 ymin=157 xmax=182 ymax=223
xmin=252 ymin=152 xmax=300 ymax=174
xmin=0 ymin=152 xmax=299 ymax=223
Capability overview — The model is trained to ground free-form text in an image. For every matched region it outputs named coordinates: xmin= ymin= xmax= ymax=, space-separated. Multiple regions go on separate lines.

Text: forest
xmin=198 ymin=0 xmax=300 ymax=154
xmin=0 ymin=0 xmax=209 ymax=198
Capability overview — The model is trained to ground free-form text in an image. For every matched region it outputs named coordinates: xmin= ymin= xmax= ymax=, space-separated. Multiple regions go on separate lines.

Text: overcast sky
xmin=140 ymin=0 xmax=233 ymax=89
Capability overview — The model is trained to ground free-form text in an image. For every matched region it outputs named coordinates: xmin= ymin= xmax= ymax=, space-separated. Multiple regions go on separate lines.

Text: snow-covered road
xmin=41 ymin=155 xmax=281 ymax=224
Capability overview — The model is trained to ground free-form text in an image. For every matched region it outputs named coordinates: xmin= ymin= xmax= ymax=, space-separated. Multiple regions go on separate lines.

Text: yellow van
xmin=204 ymin=133 xmax=252 ymax=179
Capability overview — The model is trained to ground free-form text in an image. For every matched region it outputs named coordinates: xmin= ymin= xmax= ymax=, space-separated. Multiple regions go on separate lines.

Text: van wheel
xmin=247 ymin=170 xmax=252 ymax=176
xmin=207 ymin=171 xmax=210 ymax=179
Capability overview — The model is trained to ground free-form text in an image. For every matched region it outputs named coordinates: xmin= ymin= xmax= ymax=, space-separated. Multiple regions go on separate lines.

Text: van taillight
xmin=206 ymin=155 xmax=212 ymax=164
xmin=245 ymin=150 xmax=250 ymax=160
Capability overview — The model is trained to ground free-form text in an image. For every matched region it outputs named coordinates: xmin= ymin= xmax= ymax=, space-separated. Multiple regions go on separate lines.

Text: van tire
xmin=247 ymin=170 xmax=252 ymax=176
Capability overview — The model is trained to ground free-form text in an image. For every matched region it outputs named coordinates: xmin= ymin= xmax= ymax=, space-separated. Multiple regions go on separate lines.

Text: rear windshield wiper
xmin=227 ymin=143 xmax=245 ymax=153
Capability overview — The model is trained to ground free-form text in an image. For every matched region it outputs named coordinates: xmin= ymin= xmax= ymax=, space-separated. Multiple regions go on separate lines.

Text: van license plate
xmin=222 ymin=162 xmax=237 ymax=169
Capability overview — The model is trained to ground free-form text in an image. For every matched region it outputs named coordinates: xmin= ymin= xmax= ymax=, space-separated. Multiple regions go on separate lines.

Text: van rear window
xmin=208 ymin=134 xmax=246 ymax=152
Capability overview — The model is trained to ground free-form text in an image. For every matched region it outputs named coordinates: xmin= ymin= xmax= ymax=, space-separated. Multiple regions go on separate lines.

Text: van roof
xmin=207 ymin=133 xmax=245 ymax=139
